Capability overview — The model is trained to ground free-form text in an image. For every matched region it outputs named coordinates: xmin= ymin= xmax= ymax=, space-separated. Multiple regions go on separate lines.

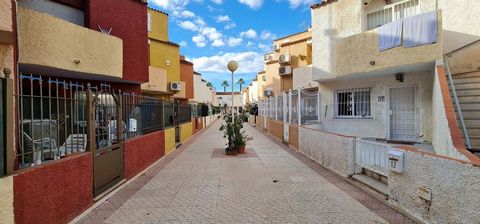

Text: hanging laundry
xmin=378 ymin=19 xmax=403 ymax=51
xmin=403 ymin=11 xmax=438 ymax=48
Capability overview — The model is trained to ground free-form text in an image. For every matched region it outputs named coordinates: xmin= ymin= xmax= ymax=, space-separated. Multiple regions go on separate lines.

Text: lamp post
xmin=227 ymin=60 xmax=238 ymax=124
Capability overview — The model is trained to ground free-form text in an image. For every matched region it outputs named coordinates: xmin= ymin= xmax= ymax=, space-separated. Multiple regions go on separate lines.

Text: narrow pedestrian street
xmin=78 ymin=121 xmax=413 ymax=224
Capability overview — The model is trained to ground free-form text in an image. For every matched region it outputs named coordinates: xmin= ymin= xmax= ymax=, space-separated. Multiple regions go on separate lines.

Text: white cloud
xmin=180 ymin=10 xmax=195 ymax=18
xmin=192 ymin=34 xmax=207 ymax=47
xmin=227 ymin=37 xmax=243 ymax=47
xmin=260 ymin=30 xmax=276 ymax=40
xmin=212 ymin=39 xmax=225 ymax=47
xmin=240 ymin=29 xmax=257 ymax=39
xmin=258 ymin=43 xmax=270 ymax=51
xmin=178 ymin=20 xmax=198 ymax=31
xmin=211 ymin=0 xmax=223 ymax=4
xmin=238 ymin=0 xmax=264 ymax=9
xmin=192 ymin=51 xmax=264 ymax=74
xmin=246 ymin=41 xmax=254 ymax=47
xmin=149 ymin=0 xmax=190 ymax=10
xmin=179 ymin=41 xmax=188 ymax=47
xmin=215 ymin=15 xmax=231 ymax=23
xmin=288 ymin=0 xmax=314 ymax=8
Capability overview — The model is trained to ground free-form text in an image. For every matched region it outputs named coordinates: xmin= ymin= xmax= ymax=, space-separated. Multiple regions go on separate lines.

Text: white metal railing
xmin=355 ymin=139 xmax=390 ymax=176
xmin=366 ymin=0 xmax=420 ymax=30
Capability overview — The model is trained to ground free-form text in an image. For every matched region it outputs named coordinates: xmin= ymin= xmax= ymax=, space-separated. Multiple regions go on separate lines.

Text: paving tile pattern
xmin=78 ymin=121 xmax=414 ymax=224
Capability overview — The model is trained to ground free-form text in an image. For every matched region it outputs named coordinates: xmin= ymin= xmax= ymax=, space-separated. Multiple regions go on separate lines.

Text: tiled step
xmin=456 ymin=95 xmax=480 ymax=103
xmin=451 ymin=83 xmax=480 ymax=91
xmin=451 ymin=89 xmax=480 ymax=97
xmin=459 ymin=111 xmax=480 ymax=119
xmin=466 ymin=126 xmax=480 ymax=136
xmin=451 ymin=71 xmax=480 ymax=79
xmin=352 ymin=174 xmax=387 ymax=196
xmin=452 ymin=77 xmax=480 ymax=84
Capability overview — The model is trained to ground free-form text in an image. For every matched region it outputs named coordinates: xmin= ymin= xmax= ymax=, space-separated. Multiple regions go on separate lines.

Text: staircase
xmin=446 ymin=57 xmax=480 ymax=155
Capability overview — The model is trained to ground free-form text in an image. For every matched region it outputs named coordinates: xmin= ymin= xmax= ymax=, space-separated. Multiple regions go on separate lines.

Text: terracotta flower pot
xmin=236 ymin=145 xmax=246 ymax=154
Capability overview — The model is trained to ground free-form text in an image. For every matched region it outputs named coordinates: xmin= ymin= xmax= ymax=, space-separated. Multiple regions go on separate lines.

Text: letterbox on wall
xmin=387 ymin=150 xmax=404 ymax=173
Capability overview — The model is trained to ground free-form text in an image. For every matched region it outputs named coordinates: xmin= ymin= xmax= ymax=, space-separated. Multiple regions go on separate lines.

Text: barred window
xmin=335 ymin=88 xmax=372 ymax=119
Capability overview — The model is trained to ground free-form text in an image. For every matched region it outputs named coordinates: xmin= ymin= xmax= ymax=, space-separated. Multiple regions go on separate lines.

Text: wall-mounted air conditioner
xmin=264 ymin=53 xmax=274 ymax=62
xmin=170 ymin=82 xmax=182 ymax=91
xmin=273 ymin=44 xmax=280 ymax=51
xmin=279 ymin=66 xmax=292 ymax=76
xmin=279 ymin=54 xmax=291 ymax=65
xmin=264 ymin=88 xmax=273 ymax=97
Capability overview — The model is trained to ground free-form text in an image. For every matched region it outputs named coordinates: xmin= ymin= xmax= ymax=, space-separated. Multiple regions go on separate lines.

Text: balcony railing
xmin=366 ymin=0 xmax=421 ymax=30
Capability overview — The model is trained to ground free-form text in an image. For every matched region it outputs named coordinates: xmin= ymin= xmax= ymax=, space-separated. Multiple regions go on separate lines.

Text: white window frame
xmin=364 ymin=0 xmax=422 ymax=31
xmin=147 ymin=13 xmax=151 ymax=32
xmin=334 ymin=87 xmax=373 ymax=119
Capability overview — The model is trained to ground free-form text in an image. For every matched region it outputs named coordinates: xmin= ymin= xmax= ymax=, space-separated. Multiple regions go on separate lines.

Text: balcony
xmin=141 ymin=66 xmax=168 ymax=93
xmin=0 ymin=0 xmax=13 ymax=44
xmin=17 ymin=8 xmax=123 ymax=80
xmin=314 ymin=10 xmax=442 ymax=81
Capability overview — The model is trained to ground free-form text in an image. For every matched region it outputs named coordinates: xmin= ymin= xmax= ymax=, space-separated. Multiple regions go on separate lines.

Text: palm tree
xmin=237 ymin=78 xmax=245 ymax=92
xmin=206 ymin=82 xmax=213 ymax=88
xmin=221 ymin=80 xmax=229 ymax=92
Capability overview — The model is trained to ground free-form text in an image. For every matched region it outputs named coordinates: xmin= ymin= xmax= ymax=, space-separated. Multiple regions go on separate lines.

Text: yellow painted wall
xmin=149 ymin=40 xmax=180 ymax=84
xmin=17 ymin=8 xmax=123 ymax=78
xmin=180 ymin=122 xmax=193 ymax=143
xmin=148 ymin=8 xmax=168 ymax=42
xmin=164 ymin=127 xmax=176 ymax=155
xmin=141 ymin=66 xmax=168 ymax=93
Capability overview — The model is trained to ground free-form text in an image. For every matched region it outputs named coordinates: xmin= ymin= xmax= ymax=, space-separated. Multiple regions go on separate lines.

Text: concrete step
xmin=451 ymin=71 xmax=480 ymax=79
xmin=452 ymin=89 xmax=480 ymax=97
xmin=466 ymin=126 xmax=480 ymax=136
xmin=452 ymin=83 xmax=480 ymax=91
xmin=457 ymin=95 xmax=480 ymax=103
xmin=459 ymin=111 xmax=480 ymax=119
xmin=352 ymin=174 xmax=388 ymax=196
xmin=452 ymin=77 xmax=480 ymax=84
xmin=460 ymin=118 xmax=480 ymax=126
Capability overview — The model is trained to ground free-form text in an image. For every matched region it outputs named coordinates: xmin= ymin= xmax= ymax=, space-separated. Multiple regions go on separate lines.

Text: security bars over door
xmin=388 ymin=86 xmax=418 ymax=142
xmin=366 ymin=0 xmax=420 ymax=30
xmin=88 ymin=86 xmax=124 ymax=196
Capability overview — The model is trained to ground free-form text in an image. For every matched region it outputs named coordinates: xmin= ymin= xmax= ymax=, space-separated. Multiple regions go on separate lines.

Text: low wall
xmin=289 ymin=124 xmax=299 ymax=150
xmin=267 ymin=119 xmax=283 ymax=140
xmin=298 ymin=127 xmax=355 ymax=177
xmin=388 ymin=149 xmax=480 ymax=223
xmin=164 ymin=127 xmax=176 ymax=155
xmin=192 ymin=117 xmax=203 ymax=134
xmin=124 ymin=131 xmax=165 ymax=180
xmin=256 ymin=116 xmax=265 ymax=130
xmin=13 ymin=153 xmax=93 ymax=224
xmin=180 ymin=122 xmax=193 ymax=143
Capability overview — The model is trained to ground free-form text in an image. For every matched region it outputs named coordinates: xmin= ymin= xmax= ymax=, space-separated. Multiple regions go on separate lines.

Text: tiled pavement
xmin=78 ymin=121 xmax=414 ymax=224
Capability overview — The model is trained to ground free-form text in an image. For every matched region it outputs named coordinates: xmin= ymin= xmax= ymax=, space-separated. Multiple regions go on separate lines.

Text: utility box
xmin=129 ymin=118 xmax=137 ymax=132
xmin=387 ymin=150 xmax=404 ymax=173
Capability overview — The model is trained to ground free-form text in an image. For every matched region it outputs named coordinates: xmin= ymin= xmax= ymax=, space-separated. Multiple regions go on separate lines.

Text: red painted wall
xmin=124 ymin=130 xmax=165 ymax=179
xmin=88 ymin=0 xmax=149 ymax=83
xmin=14 ymin=153 xmax=93 ymax=224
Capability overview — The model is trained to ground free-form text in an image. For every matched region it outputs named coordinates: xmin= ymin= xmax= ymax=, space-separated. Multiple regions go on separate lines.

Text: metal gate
xmin=283 ymin=93 xmax=289 ymax=142
xmin=0 ymin=77 xmax=4 ymax=176
xmin=87 ymin=87 xmax=124 ymax=196
xmin=388 ymin=86 xmax=418 ymax=142
xmin=174 ymin=102 xmax=180 ymax=144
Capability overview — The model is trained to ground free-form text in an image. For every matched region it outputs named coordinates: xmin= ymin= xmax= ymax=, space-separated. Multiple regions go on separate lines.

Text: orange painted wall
xmin=180 ymin=57 xmax=194 ymax=100
xmin=267 ymin=119 xmax=284 ymax=140
xmin=289 ymin=124 xmax=299 ymax=150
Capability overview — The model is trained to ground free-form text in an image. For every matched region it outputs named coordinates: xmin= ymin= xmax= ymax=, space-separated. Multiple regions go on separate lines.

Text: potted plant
xmin=234 ymin=130 xmax=251 ymax=154
xmin=219 ymin=111 xmax=237 ymax=155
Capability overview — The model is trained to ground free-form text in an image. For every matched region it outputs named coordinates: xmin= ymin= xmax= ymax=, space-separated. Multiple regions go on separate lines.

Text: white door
xmin=283 ymin=93 xmax=289 ymax=142
xmin=388 ymin=86 xmax=418 ymax=142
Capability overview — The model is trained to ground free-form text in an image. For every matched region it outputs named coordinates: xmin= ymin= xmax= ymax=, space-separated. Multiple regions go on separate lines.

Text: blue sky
xmin=148 ymin=0 xmax=313 ymax=92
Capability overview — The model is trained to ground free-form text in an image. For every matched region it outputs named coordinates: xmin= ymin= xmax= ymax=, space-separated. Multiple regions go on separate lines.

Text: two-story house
xmin=310 ymin=0 xmax=480 ymax=161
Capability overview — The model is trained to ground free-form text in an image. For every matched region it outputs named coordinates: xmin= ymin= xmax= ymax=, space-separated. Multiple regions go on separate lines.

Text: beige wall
xmin=292 ymin=65 xmax=318 ymax=90
xmin=18 ymin=8 xmax=123 ymax=79
xmin=0 ymin=176 xmax=13 ymax=224
xmin=0 ymin=0 xmax=13 ymax=44
xmin=141 ymin=66 xmax=168 ymax=93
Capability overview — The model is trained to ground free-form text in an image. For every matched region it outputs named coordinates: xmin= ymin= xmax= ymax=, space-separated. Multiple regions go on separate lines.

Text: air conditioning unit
xmin=264 ymin=53 xmax=274 ymax=62
xmin=170 ymin=82 xmax=182 ymax=91
xmin=279 ymin=54 xmax=291 ymax=64
xmin=273 ymin=44 xmax=280 ymax=51
xmin=264 ymin=89 xmax=273 ymax=97
xmin=279 ymin=66 xmax=292 ymax=76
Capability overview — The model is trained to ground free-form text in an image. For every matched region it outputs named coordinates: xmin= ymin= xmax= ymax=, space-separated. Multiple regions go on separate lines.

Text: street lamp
xmin=227 ymin=60 xmax=238 ymax=123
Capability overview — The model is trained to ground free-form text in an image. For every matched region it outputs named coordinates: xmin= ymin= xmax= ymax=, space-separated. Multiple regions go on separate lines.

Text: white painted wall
xmin=249 ymin=81 xmax=259 ymax=103
xmin=193 ymin=74 xmax=215 ymax=104
xmin=216 ymin=94 xmax=243 ymax=107
xmin=316 ymin=71 xmax=434 ymax=142
xmin=293 ymin=65 xmax=318 ymax=90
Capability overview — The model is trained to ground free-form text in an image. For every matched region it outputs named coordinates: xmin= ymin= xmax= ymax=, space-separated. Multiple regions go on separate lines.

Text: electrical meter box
xmin=387 ymin=150 xmax=404 ymax=173
xmin=129 ymin=118 xmax=137 ymax=132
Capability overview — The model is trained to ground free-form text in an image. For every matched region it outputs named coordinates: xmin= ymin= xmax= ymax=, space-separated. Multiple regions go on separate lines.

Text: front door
xmin=388 ymin=86 xmax=418 ymax=142
xmin=89 ymin=91 xmax=124 ymax=197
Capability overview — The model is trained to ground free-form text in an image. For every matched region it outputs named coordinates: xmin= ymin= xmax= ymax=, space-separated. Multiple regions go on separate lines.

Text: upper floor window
xmin=366 ymin=0 xmax=420 ymax=30
xmin=334 ymin=88 xmax=372 ymax=119
xmin=18 ymin=0 xmax=85 ymax=26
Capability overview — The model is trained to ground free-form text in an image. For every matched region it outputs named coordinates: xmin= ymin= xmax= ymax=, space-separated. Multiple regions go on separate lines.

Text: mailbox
xmin=387 ymin=150 xmax=404 ymax=173
xmin=129 ymin=118 xmax=137 ymax=132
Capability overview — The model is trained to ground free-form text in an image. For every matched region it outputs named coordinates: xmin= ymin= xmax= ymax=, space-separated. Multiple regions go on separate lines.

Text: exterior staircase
xmin=447 ymin=63 xmax=480 ymax=155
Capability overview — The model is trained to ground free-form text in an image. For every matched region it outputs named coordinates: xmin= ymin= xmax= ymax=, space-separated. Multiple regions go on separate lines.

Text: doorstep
xmin=352 ymin=174 xmax=388 ymax=196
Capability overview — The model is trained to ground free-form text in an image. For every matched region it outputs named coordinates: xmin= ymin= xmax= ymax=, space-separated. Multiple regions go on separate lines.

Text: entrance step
xmin=352 ymin=174 xmax=388 ymax=196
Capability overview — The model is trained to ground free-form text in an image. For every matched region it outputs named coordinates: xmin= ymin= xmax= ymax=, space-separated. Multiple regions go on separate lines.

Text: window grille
xmin=300 ymin=89 xmax=319 ymax=124
xmin=366 ymin=0 xmax=420 ymax=30
xmin=334 ymin=87 xmax=372 ymax=119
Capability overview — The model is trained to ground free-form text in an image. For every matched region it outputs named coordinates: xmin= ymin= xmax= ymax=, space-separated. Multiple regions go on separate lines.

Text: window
xmin=366 ymin=0 xmax=420 ymax=30
xmin=335 ymin=88 xmax=371 ymax=119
